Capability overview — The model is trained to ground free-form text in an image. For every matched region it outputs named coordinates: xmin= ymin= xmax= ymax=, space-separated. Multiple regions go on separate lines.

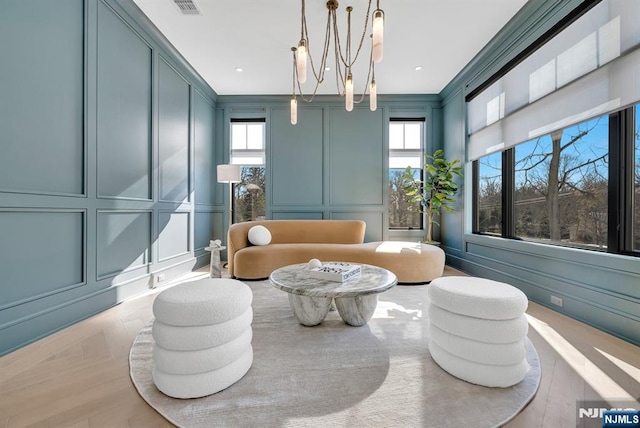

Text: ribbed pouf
xmin=428 ymin=276 xmax=530 ymax=388
xmin=151 ymin=278 xmax=253 ymax=399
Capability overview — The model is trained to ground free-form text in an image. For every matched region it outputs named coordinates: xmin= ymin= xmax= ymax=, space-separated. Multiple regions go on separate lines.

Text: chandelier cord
xmin=294 ymin=0 xmax=378 ymax=104
xmin=301 ymin=8 xmax=333 ymax=88
xmin=353 ymin=46 xmax=374 ymax=105
xmin=331 ymin=0 xmax=373 ymax=69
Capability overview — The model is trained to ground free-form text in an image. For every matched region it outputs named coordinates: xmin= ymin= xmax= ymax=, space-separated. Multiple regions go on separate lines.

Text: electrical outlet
xmin=156 ymin=273 xmax=166 ymax=284
xmin=550 ymin=295 xmax=563 ymax=307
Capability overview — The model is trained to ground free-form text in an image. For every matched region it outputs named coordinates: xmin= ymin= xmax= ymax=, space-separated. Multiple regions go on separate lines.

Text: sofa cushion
xmin=248 ymin=225 xmax=271 ymax=246
xmin=232 ymin=241 xmax=445 ymax=284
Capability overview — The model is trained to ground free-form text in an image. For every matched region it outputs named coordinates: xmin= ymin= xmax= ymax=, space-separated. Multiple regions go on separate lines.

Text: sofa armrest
xmin=227 ymin=222 xmax=258 ymax=277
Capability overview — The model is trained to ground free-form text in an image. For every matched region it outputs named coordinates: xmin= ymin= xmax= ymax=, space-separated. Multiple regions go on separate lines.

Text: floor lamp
xmin=217 ymin=164 xmax=241 ymax=230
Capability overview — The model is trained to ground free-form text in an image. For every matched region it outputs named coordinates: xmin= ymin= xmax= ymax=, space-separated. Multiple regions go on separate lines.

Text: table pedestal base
xmin=335 ymin=294 xmax=378 ymax=326
xmin=288 ymin=295 xmax=332 ymax=326
xmin=288 ymin=294 xmax=378 ymax=327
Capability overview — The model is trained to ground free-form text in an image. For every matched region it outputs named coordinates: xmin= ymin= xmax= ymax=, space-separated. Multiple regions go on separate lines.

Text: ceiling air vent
xmin=172 ymin=0 xmax=202 ymax=15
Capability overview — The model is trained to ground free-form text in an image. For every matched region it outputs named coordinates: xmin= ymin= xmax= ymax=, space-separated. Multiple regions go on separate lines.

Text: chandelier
xmin=290 ymin=0 xmax=384 ymax=124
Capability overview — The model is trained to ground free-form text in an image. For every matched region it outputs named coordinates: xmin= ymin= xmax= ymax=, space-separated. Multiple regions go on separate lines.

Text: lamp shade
xmin=217 ymin=164 xmax=241 ymax=183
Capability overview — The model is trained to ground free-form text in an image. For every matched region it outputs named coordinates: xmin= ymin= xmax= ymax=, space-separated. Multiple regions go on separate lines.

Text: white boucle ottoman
xmin=428 ymin=276 xmax=530 ymax=388
xmin=151 ymin=278 xmax=253 ymax=399
xmin=152 ymin=278 xmax=253 ymax=326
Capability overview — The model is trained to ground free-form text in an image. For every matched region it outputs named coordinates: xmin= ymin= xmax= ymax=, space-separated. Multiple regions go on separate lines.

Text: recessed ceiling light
xmin=325 ymin=66 xmax=331 ymax=71
xmin=235 ymin=67 xmax=243 ymax=72
xmin=414 ymin=66 xmax=423 ymax=71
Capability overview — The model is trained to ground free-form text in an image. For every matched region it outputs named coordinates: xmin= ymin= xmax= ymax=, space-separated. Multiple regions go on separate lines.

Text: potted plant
xmin=402 ymin=149 xmax=463 ymax=244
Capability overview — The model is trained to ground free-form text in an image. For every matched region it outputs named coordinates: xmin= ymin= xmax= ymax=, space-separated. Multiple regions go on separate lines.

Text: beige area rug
xmin=129 ymin=280 xmax=541 ymax=427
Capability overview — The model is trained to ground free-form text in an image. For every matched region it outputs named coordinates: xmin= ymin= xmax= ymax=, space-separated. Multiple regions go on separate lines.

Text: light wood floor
xmin=1 ymin=266 xmax=638 ymax=427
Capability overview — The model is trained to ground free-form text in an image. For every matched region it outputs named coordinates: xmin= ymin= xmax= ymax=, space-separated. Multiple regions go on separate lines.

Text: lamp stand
xmin=228 ymin=181 xmax=234 ymax=229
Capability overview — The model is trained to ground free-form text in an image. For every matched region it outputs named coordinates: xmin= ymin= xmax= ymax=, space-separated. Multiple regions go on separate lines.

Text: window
xmin=230 ymin=121 xmax=266 ymax=223
xmin=634 ymin=105 xmax=640 ymax=251
xmin=469 ymin=0 xmax=639 ymax=257
xmin=476 ymin=151 xmax=502 ymax=236
xmin=514 ymin=116 xmax=609 ymax=248
xmin=389 ymin=120 xmax=424 ymax=229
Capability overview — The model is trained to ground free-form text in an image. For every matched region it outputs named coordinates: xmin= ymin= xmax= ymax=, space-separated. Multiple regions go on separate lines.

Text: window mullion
xmin=503 ymin=149 xmax=515 ymax=239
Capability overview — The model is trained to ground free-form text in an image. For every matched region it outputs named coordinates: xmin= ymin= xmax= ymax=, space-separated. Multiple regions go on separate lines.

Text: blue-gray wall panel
xmin=0 ymin=0 xmax=84 ymax=196
xmin=440 ymin=92 xmax=465 ymax=250
xmin=330 ymin=108 xmax=384 ymax=206
xmin=158 ymin=58 xmax=190 ymax=203
xmin=271 ymin=107 xmax=324 ymax=206
xmin=158 ymin=211 xmax=190 ymax=261
xmin=96 ymin=211 xmax=151 ymax=278
xmin=194 ymin=92 xmax=216 ymax=205
xmin=330 ymin=211 xmax=384 ymax=242
xmin=271 ymin=211 xmax=324 ymax=220
xmin=194 ymin=211 xmax=224 ymax=251
xmin=96 ymin=1 xmax=152 ymax=200
xmin=0 ymin=211 xmax=84 ymax=308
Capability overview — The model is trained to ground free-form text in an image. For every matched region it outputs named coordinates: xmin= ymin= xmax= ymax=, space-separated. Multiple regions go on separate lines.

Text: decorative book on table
xmin=309 ymin=262 xmax=361 ymax=282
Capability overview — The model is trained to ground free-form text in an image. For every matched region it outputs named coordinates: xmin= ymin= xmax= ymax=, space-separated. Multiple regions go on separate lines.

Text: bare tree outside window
xmin=231 ymin=121 xmax=266 ymax=223
xmin=477 ymin=152 xmax=502 ymax=235
xmin=234 ymin=166 xmax=266 ymax=223
xmin=389 ymin=121 xmax=424 ymax=229
xmin=389 ymin=168 xmax=421 ymax=228
xmin=514 ymin=116 xmax=609 ymax=249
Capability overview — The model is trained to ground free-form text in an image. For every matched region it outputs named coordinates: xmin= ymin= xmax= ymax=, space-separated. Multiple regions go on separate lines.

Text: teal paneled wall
xmin=440 ymin=0 xmax=640 ymax=345
xmin=0 ymin=0 xmax=84 ymax=196
xmin=158 ymin=211 xmax=191 ymax=261
xmin=216 ymin=95 xmax=438 ymax=242
xmin=158 ymin=59 xmax=191 ymax=204
xmin=0 ymin=211 xmax=84 ymax=306
xmin=0 ymin=0 xmax=219 ymax=355
xmin=96 ymin=211 xmax=152 ymax=279
xmin=329 ymin=108 xmax=384 ymax=206
xmin=97 ymin=0 xmax=152 ymax=200
xmin=270 ymin=107 xmax=324 ymax=206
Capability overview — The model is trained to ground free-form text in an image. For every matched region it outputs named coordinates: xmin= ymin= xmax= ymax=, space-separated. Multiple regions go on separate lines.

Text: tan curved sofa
xmin=227 ymin=220 xmax=445 ymax=284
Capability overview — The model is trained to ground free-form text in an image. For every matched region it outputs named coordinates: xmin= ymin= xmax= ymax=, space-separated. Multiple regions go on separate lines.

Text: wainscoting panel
xmin=194 ymin=211 xmax=225 ymax=252
xmin=270 ymin=107 xmax=324 ymax=206
xmin=440 ymin=93 xmax=464 ymax=250
xmin=158 ymin=211 xmax=190 ymax=261
xmin=96 ymin=210 xmax=152 ymax=279
xmin=96 ymin=0 xmax=152 ymax=200
xmin=330 ymin=211 xmax=384 ymax=242
xmin=194 ymin=91 xmax=217 ymax=206
xmin=0 ymin=210 xmax=84 ymax=309
xmin=0 ymin=0 xmax=84 ymax=196
xmin=329 ymin=107 xmax=384 ymax=206
xmin=158 ymin=57 xmax=190 ymax=203
xmin=271 ymin=211 xmax=324 ymax=220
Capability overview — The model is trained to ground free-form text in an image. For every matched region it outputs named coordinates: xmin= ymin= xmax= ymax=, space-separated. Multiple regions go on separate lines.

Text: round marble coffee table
xmin=269 ymin=263 xmax=398 ymax=327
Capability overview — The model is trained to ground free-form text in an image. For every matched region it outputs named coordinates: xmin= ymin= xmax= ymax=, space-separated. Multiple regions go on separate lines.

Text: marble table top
xmin=269 ymin=263 xmax=398 ymax=298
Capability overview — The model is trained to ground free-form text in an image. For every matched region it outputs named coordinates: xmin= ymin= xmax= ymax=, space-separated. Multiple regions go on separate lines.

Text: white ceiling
xmin=132 ymin=0 xmax=529 ymax=96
